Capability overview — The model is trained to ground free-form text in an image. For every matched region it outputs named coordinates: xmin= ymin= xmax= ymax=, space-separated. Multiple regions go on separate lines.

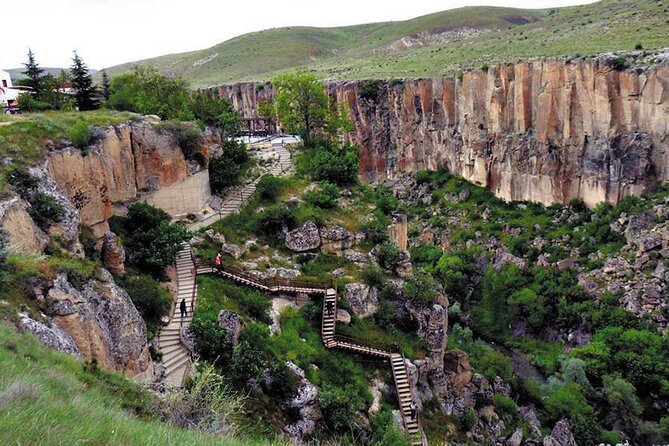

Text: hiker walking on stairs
xmin=180 ymin=298 xmax=188 ymax=319
xmin=410 ymin=401 xmax=417 ymax=420
xmin=215 ymin=252 xmax=222 ymax=267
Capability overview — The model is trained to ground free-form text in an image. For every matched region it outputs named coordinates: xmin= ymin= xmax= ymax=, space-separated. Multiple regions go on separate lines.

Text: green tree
xmin=435 ymin=254 xmax=468 ymax=295
xmin=121 ymin=275 xmax=171 ymax=336
xmin=190 ymin=92 xmax=241 ymax=133
xmin=208 ymin=140 xmax=249 ymax=193
xmin=190 ymin=319 xmax=232 ymax=366
xmin=101 ymin=70 xmax=111 ymax=101
xmin=124 ymin=202 xmax=190 ymax=272
xmin=22 ymin=49 xmax=45 ymax=99
xmin=319 ymin=384 xmax=366 ymax=434
xmin=273 ymin=73 xmax=331 ymax=146
xmin=403 ymin=272 xmax=439 ymax=307
xmin=602 ymin=375 xmax=642 ymax=435
xmin=70 ymin=51 xmax=98 ymax=110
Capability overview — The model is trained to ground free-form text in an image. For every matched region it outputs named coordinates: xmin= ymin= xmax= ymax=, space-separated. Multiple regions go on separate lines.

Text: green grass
xmin=0 ymin=322 xmax=258 ymax=446
xmin=0 ymin=110 xmax=132 ymax=194
xmin=106 ymin=0 xmax=669 ymax=86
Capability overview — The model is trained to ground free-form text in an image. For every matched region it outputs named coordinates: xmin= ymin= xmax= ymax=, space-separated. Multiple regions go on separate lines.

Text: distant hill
xmin=106 ymin=0 xmax=669 ymax=87
xmin=6 ymin=67 xmax=97 ymax=81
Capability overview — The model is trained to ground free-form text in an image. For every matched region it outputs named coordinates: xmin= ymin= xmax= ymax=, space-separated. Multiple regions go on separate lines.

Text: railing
xmin=401 ymin=349 xmax=425 ymax=445
xmin=332 ymin=333 xmax=398 ymax=355
xmin=196 ymin=259 xmax=331 ymax=292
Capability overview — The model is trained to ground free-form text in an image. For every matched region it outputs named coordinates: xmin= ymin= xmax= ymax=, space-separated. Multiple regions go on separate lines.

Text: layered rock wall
xmin=212 ymin=58 xmax=669 ymax=206
xmin=47 ymin=121 xmax=205 ymax=237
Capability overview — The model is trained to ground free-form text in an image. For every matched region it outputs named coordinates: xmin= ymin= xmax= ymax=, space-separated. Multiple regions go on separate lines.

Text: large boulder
xmin=443 ymin=349 xmax=473 ymax=392
xmin=217 ymin=311 xmax=243 ymax=347
xmin=101 ymin=231 xmax=126 ymax=276
xmin=320 ymin=225 xmax=354 ymax=255
xmin=283 ymin=362 xmax=322 ymax=443
xmin=45 ymin=270 xmax=152 ymax=379
xmin=543 ymin=420 xmax=577 ymax=446
xmin=0 ymin=197 xmax=48 ymax=254
xmin=344 ymin=283 xmax=379 ymax=317
xmin=285 ymin=221 xmax=321 ymax=252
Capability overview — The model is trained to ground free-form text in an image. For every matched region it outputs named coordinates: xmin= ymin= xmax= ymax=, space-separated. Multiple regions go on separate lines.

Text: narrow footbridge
xmin=194 ymin=255 xmax=425 ymax=445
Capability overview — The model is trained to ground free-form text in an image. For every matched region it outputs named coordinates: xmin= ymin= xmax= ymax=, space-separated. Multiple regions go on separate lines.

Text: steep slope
xmin=0 ymin=323 xmax=248 ymax=445
xmin=106 ymin=0 xmax=669 ymax=86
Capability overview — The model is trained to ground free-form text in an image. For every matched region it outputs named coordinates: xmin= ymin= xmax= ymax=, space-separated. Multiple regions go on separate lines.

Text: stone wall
xmin=210 ymin=56 xmax=669 ymax=206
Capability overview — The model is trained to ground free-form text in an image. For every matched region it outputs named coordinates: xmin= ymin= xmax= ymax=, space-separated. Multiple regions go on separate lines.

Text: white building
xmin=0 ymin=70 xmax=22 ymax=111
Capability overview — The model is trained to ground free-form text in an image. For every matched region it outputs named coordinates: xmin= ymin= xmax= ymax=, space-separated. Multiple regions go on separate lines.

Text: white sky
xmin=3 ymin=0 xmax=598 ymax=70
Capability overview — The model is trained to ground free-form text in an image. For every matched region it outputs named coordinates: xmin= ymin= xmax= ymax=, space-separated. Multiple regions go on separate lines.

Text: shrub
xmin=374 ymin=185 xmax=398 ymax=214
xmin=459 ymin=408 xmax=477 ymax=431
xmin=165 ymin=122 xmax=202 ymax=159
xmin=319 ymin=384 xmax=366 ymax=434
xmin=304 ymin=181 xmax=340 ymax=209
xmin=377 ymin=241 xmax=401 ymax=270
xmin=253 ymin=204 xmax=297 ymax=237
xmin=635 ymin=43 xmax=644 ymax=50
xmin=230 ymin=342 xmax=268 ymax=385
xmin=209 ymin=139 xmax=250 ymax=193
xmin=239 ymin=290 xmax=270 ymax=324
xmin=359 ymin=81 xmax=380 ymax=102
xmin=190 ymin=319 xmax=232 ymax=366
xmin=29 ymin=192 xmax=63 ymax=229
xmin=121 ymin=275 xmax=171 ymax=337
xmin=68 ymin=122 xmax=93 ymax=151
xmin=477 ymin=350 xmax=513 ymax=382
xmin=6 ymin=166 xmax=38 ymax=197
xmin=481 ymin=64 xmax=489 ymax=72
xmin=361 ymin=264 xmax=386 ymax=288
xmin=308 ymin=144 xmax=359 ymax=186
xmin=362 ymin=210 xmax=390 ymax=244
xmin=611 ymin=56 xmax=630 ymax=71
xmin=493 ymin=394 xmax=520 ymax=434
xmin=123 ymin=202 xmax=191 ymax=273
xmin=79 ymin=225 xmax=99 ymax=261
xmin=255 ymin=174 xmax=283 ymax=202
xmin=403 ymin=272 xmax=439 ymax=307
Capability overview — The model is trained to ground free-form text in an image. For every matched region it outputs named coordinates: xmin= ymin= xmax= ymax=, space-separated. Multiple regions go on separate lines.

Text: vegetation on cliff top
xmin=105 ymin=0 xmax=669 ymax=85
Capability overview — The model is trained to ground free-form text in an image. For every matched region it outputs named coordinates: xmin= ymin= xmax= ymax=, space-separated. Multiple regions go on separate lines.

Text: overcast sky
xmin=3 ymin=0 xmax=597 ymax=70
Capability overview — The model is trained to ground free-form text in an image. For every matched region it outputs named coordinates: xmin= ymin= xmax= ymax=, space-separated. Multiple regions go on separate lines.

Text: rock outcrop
xmin=320 ymin=225 xmax=355 ymax=255
xmin=344 ymin=283 xmax=379 ymax=317
xmin=0 ymin=197 xmax=47 ymax=254
xmin=283 ymin=362 xmax=322 ymax=443
xmin=47 ymin=121 xmax=210 ymax=238
xmin=45 ymin=270 xmax=152 ymax=378
xmin=218 ymin=310 xmax=243 ymax=347
xmin=214 ymin=56 xmax=669 ymax=206
xmin=101 ymin=232 xmax=126 ymax=276
xmin=284 ymin=220 xmax=321 ymax=252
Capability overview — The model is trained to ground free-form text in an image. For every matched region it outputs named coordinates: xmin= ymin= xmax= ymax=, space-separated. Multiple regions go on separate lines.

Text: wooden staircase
xmin=391 ymin=353 xmax=422 ymax=445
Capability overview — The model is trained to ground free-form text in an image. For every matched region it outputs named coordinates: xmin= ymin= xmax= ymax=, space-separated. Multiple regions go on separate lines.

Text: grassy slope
xmin=106 ymin=0 xmax=669 ymax=86
xmin=0 ymin=323 xmax=253 ymax=446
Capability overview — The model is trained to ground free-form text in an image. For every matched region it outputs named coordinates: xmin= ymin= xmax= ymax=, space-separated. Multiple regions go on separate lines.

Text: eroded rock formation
xmin=213 ymin=56 xmax=669 ymax=206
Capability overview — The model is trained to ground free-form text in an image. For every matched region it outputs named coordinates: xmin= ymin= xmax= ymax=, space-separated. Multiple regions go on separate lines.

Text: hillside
xmin=6 ymin=67 xmax=97 ymax=80
xmin=106 ymin=0 xmax=669 ymax=86
xmin=0 ymin=323 xmax=256 ymax=446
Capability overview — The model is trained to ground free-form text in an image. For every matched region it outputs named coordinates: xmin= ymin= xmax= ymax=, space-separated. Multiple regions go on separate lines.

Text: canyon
xmin=213 ymin=54 xmax=669 ymax=207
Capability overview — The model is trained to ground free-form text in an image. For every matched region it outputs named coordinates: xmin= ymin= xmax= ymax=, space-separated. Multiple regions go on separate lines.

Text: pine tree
xmin=101 ymin=70 xmax=111 ymax=101
xmin=22 ymin=49 xmax=45 ymax=99
xmin=70 ymin=51 xmax=98 ymax=111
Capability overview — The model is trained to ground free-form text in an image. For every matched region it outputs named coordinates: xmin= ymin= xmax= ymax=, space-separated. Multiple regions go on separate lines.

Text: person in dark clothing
xmin=180 ymin=298 xmax=188 ymax=318
xmin=410 ymin=401 xmax=417 ymax=420
xmin=326 ymin=301 xmax=334 ymax=317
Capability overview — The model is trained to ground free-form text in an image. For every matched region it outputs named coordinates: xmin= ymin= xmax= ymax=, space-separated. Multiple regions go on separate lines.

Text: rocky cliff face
xmin=213 ymin=55 xmax=669 ymax=206
xmin=47 ymin=121 xmax=214 ymax=238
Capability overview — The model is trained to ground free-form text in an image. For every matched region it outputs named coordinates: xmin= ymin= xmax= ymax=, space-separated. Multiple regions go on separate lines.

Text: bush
xmin=611 ymin=56 xmax=630 ymax=71
xmin=255 ymin=174 xmax=283 ymax=202
xmin=166 ymin=122 xmax=202 ymax=158
xmin=477 ymin=350 xmax=513 ymax=382
xmin=308 ymin=144 xmax=359 ymax=186
xmin=359 ymin=81 xmax=380 ymax=102
xmin=239 ymin=290 xmax=270 ymax=324
xmin=403 ymin=272 xmax=439 ymax=307
xmin=190 ymin=319 xmax=232 ymax=366
xmin=635 ymin=43 xmax=644 ymax=50
xmin=493 ymin=394 xmax=520 ymax=434
xmin=67 ymin=122 xmax=93 ymax=151
xmin=6 ymin=166 xmax=38 ymax=197
xmin=319 ymin=384 xmax=366 ymax=434
xmin=304 ymin=181 xmax=340 ymax=209
xmin=79 ymin=225 xmax=99 ymax=261
xmin=123 ymin=202 xmax=191 ymax=273
xmin=377 ymin=241 xmax=401 ymax=270
xmin=209 ymin=140 xmax=249 ymax=193
xmin=361 ymin=264 xmax=386 ymax=288
xmin=253 ymin=204 xmax=297 ymax=237
xmin=459 ymin=408 xmax=477 ymax=431
xmin=122 ymin=275 xmax=171 ymax=337
xmin=362 ymin=210 xmax=390 ymax=244
xmin=29 ymin=192 xmax=63 ymax=229
xmin=230 ymin=342 xmax=268 ymax=386
xmin=374 ymin=185 xmax=399 ymax=214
